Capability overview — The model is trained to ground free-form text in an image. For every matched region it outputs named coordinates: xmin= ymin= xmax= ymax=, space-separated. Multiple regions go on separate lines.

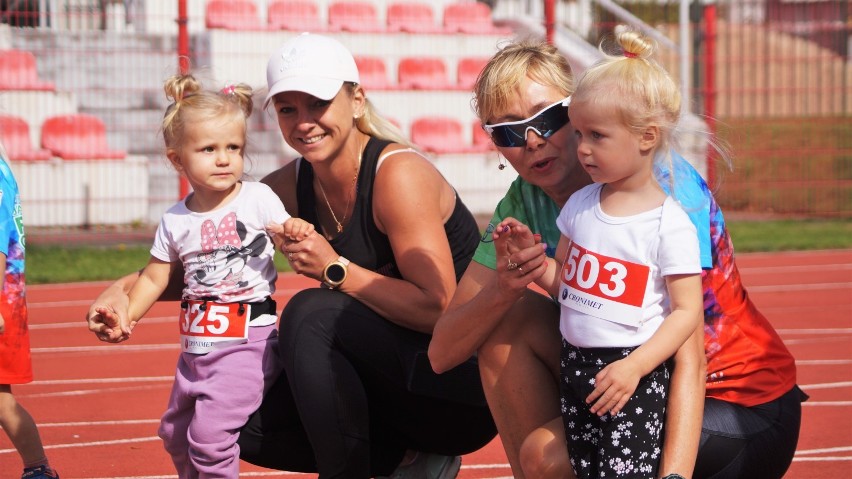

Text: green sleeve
xmin=472 ymin=177 xmax=532 ymax=270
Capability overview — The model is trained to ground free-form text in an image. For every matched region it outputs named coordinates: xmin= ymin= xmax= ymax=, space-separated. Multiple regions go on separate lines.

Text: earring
xmin=498 ymin=157 xmax=506 ymax=170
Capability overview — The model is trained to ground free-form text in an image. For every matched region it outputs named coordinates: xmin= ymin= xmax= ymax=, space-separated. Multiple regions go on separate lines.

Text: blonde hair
xmin=473 ymin=38 xmax=574 ymax=124
xmin=161 ymin=74 xmax=254 ymax=151
xmin=573 ymin=26 xmax=680 ymax=164
xmin=345 ymin=83 xmax=414 ymax=148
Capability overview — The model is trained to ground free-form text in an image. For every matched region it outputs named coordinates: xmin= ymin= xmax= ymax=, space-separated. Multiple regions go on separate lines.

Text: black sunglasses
xmin=482 ymin=97 xmax=571 ymax=148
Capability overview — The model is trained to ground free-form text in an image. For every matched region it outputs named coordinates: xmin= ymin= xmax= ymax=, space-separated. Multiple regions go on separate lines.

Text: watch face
xmin=326 ymin=263 xmax=346 ymax=283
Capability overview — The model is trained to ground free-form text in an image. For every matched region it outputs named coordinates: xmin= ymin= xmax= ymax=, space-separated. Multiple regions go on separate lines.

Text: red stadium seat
xmin=457 ymin=56 xmax=489 ymax=90
xmin=471 ymin=119 xmax=496 ymax=152
xmin=0 ymin=115 xmax=52 ymax=161
xmin=354 ymin=56 xmax=391 ymax=90
xmin=411 ymin=116 xmax=471 ymax=154
xmin=398 ymin=57 xmax=451 ymax=90
xmin=328 ymin=1 xmax=381 ymax=32
xmin=268 ymin=0 xmax=323 ymax=31
xmin=41 ymin=114 xmax=126 ymax=160
xmin=205 ymin=0 xmax=265 ymax=30
xmin=0 ymin=50 xmax=55 ymax=91
xmin=386 ymin=2 xmax=438 ymax=33
xmin=443 ymin=2 xmax=507 ymax=34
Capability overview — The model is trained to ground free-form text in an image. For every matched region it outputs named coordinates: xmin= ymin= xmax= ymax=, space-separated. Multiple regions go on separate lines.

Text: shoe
xmin=381 ymin=452 xmax=461 ymax=479
xmin=21 ymin=466 xmax=60 ymax=479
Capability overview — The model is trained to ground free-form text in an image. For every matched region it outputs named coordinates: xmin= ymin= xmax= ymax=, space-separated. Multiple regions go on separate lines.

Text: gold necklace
xmin=316 ymin=142 xmax=363 ymax=233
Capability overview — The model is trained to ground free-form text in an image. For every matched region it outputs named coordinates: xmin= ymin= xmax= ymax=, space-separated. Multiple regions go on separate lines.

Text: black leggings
xmin=238 ymin=288 xmax=496 ymax=478
xmin=694 ymin=385 xmax=806 ymax=479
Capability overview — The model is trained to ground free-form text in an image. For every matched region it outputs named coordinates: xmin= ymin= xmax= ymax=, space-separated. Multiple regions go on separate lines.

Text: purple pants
xmin=158 ymin=324 xmax=281 ymax=479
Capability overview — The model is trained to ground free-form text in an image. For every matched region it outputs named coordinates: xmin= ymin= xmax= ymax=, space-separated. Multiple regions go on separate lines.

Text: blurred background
xmin=1 ymin=0 xmax=850 ymax=245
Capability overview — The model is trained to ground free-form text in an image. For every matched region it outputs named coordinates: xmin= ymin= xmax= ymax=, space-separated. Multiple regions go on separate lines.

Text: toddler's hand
xmin=91 ymin=306 xmax=134 ymax=342
xmin=586 ymin=358 xmax=642 ymax=416
xmin=283 ymin=217 xmax=315 ymax=241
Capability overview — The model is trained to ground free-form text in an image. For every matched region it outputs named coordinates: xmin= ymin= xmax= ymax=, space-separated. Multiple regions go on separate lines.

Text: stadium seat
xmin=354 ymin=56 xmax=391 ymax=90
xmin=471 ymin=120 xmax=496 ymax=152
xmin=411 ymin=116 xmax=472 ymax=154
xmin=443 ymin=2 xmax=507 ymax=34
xmin=457 ymin=56 xmax=489 ymax=90
xmin=205 ymin=0 xmax=265 ymax=30
xmin=0 ymin=115 xmax=52 ymax=161
xmin=328 ymin=1 xmax=381 ymax=32
xmin=40 ymin=114 xmax=126 ymax=160
xmin=386 ymin=2 xmax=438 ymax=33
xmin=398 ymin=57 xmax=451 ymax=90
xmin=268 ymin=0 xmax=323 ymax=31
xmin=0 ymin=49 xmax=55 ymax=91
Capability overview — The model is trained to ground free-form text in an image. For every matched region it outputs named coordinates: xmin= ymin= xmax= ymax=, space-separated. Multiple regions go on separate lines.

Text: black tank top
xmin=295 ymin=137 xmax=479 ymax=282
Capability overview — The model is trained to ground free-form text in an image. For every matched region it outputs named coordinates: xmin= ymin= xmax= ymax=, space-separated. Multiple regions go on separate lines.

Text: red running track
xmin=1 ymin=249 xmax=850 ymax=478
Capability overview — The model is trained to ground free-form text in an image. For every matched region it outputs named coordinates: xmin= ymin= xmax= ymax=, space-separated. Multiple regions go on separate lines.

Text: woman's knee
xmin=478 ymin=291 xmax=559 ymax=372
xmin=519 ymin=419 xmax=575 ymax=479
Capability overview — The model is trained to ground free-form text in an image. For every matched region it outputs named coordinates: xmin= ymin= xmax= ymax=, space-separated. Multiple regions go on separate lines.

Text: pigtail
xmin=221 ymin=82 xmax=255 ymax=119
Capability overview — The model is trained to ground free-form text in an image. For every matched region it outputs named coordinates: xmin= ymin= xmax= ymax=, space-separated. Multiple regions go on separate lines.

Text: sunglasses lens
xmin=487 ymin=102 xmax=570 ymax=147
xmin=490 ymin=126 xmax=527 ymax=148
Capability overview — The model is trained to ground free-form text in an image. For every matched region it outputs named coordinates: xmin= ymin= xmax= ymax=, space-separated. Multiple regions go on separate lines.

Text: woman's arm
xmin=659 ymin=322 xmax=706 ymax=478
xmin=430 ymin=262 xmax=528 ymax=373
xmin=430 ymin=219 xmax=549 ymax=373
xmin=351 ymin=153 xmax=467 ymax=332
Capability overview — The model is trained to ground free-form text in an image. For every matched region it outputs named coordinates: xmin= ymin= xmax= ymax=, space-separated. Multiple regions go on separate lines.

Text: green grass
xmin=24 ymin=219 xmax=852 ymax=285
xmin=725 ymin=218 xmax=852 ymax=253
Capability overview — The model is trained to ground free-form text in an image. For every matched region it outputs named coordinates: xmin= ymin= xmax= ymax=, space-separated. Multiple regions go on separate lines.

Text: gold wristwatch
xmin=322 ymin=256 xmax=350 ymax=289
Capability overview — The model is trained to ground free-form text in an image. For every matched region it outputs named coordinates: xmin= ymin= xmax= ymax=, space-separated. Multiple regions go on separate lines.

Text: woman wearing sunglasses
xmin=429 ymin=38 xmax=803 ymax=479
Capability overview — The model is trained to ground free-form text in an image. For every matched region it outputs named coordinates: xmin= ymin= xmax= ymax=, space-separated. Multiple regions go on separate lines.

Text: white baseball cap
xmin=263 ymin=33 xmax=360 ymax=109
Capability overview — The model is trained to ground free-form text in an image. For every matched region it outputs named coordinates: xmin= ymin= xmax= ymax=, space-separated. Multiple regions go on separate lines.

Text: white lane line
xmin=797 ymin=446 xmax=852 ymax=455
xmin=20 ymin=384 xmax=169 ymax=399
xmin=778 ymin=329 xmax=852 ymax=335
xmin=747 ymin=282 xmax=852 ymax=292
xmin=800 ymin=381 xmax=852 ymax=390
xmin=796 ymin=359 xmax=852 ymax=365
xmin=740 ymin=264 xmax=852 ymax=274
xmin=792 ymin=456 xmax=852 ymax=462
xmin=30 ymin=316 xmax=174 ymax=329
xmin=783 ymin=337 xmax=852 ymax=346
xmin=31 ymin=344 xmax=179 ymax=353
xmin=30 ymin=376 xmax=174 ymax=385
xmin=0 ymin=436 xmax=160 ymax=454
xmin=27 ymin=289 xmax=307 ymax=310
xmin=38 ymin=419 xmax=160 ymax=427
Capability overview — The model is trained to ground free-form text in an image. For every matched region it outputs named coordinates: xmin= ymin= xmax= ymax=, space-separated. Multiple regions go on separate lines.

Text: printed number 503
xmin=562 ymin=245 xmax=630 ymax=298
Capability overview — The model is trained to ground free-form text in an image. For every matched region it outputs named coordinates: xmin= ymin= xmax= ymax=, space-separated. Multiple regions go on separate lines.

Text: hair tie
xmin=221 ymin=84 xmax=236 ymax=96
xmin=624 ymin=51 xmax=638 ymax=59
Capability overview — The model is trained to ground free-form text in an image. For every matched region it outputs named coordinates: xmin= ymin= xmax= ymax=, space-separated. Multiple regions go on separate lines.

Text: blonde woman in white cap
xmin=86 ymin=33 xmax=496 ymax=478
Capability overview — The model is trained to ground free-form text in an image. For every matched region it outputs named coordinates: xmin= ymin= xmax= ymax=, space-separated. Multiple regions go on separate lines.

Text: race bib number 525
xmin=558 ymin=242 xmax=650 ymax=327
xmin=179 ymin=300 xmax=250 ymax=354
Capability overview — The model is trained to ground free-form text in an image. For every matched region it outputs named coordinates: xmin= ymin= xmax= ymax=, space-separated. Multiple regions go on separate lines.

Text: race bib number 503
xmin=179 ymin=300 xmax=250 ymax=354
xmin=558 ymin=241 xmax=650 ymax=327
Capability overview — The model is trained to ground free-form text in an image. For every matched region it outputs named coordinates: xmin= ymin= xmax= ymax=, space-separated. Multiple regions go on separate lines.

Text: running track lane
xmin=1 ymin=249 xmax=850 ymax=478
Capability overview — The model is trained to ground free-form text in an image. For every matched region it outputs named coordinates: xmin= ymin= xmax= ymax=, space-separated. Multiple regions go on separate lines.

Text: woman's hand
xmin=279 ymin=229 xmax=338 ymax=282
xmin=492 ymin=217 xmax=548 ymax=293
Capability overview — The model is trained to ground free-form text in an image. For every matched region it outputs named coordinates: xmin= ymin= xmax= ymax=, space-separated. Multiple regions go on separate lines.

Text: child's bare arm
xmin=116 ymin=258 xmax=174 ymax=340
xmin=586 ymin=273 xmax=703 ymax=416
